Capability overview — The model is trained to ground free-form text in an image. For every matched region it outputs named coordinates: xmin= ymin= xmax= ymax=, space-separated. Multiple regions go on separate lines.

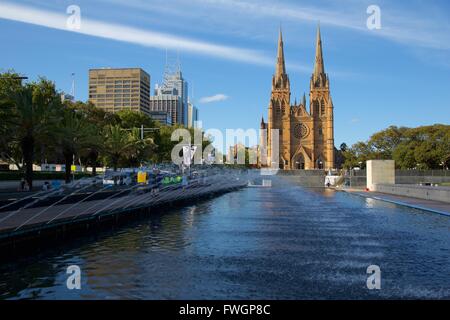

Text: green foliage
xmin=101 ymin=125 xmax=155 ymax=170
xmin=116 ymin=109 xmax=155 ymax=129
xmin=0 ymin=71 xmax=211 ymax=185
xmin=0 ymin=74 xmax=63 ymax=187
xmin=54 ymin=109 xmax=101 ymax=182
xmin=342 ymin=125 xmax=450 ymax=170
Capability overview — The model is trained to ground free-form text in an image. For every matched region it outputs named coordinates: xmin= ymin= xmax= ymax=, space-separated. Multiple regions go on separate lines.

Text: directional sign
xmin=182 ymin=145 xmax=198 ymax=166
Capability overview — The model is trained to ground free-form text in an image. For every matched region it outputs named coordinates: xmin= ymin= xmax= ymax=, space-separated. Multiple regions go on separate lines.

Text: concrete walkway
xmin=341 ymin=188 xmax=450 ymax=216
xmin=0 ymin=180 xmax=65 ymax=192
xmin=0 ymin=177 xmax=247 ymax=240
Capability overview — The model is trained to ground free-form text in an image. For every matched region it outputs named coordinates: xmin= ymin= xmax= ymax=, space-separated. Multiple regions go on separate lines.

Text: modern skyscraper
xmin=187 ymin=101 xmax=199 ymax=128
xmin=165 ymin=70 xmax=188 ymax=125
xmin=149 ymin=60 xmax=189 ymax=126
xmin=148 ymin=111 xmax=172 ymax=125
xmin=88 ymin=68 xmax=151 ymax=115
xmin=149 ymin=92 xmax=182 ymax=125
xmin=261 ymin=26 xmax=335 ymax=170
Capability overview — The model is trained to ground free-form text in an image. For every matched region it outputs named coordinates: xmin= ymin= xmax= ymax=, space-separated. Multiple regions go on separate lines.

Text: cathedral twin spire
xmin=265 ymin=24 xmax=334 ymax=170
xmin=312 ymin=24 xmax=327 ymax=88
xmin=273 ymin=28 xmax=289 ymax=90
xmin=275 ymin=28 xmax=287 ymax=79
xmin=313 ymin=25 xmax=325 ymax=79
xmin=274 ymin=25 xmax=327 ymax=90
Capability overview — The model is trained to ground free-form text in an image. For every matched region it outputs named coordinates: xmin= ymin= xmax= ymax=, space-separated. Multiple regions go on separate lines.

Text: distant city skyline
xmin=1 ymin=0 xmax=449 ymax=149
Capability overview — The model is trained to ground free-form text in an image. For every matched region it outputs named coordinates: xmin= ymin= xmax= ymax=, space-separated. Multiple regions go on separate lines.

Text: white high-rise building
xmin=150 ymin=65 xmax=188 ymax=126
xmin=165 ymin=70 xmax=188 ymax=126
xmin=187 ymin=102 xmax=199 ymax=128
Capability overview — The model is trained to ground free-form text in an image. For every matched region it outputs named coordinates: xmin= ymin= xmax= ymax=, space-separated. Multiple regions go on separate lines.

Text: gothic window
xmin=294 ymin=123 xmax=310 ymax=139
xmin=274 ymin=100 xmax=280 ymax=115
xmin=320 ymin=100 xmax=325 ymax=116
xmin=318 ymin=125 xmax=323 ymax=136
xmin=313 ymin=100 xmax=319 ymax=115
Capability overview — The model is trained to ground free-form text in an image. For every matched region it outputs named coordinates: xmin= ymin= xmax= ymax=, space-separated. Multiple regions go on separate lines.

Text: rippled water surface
xmin=1 ymin=178 xmax=450 ymax=299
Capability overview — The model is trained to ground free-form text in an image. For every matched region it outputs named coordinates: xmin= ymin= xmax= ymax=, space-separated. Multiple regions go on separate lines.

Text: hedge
xmin=0 ymin=171 xmax=92 ymax=181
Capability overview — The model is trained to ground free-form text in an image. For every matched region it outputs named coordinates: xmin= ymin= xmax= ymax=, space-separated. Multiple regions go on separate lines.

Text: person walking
xmin=155 ymin=170 xmax=163 ymax=195
xmin=18 ymin=178 xmax=25 ymax=192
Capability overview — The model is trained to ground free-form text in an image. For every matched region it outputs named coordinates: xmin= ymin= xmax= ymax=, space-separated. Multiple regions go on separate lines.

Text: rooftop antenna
xmin=163 ymin=50 xmax=179 ymax=87
xmin=163 ymin=49 xmax=171 ymax=87
xmin=165 ymin=48 xmax=168 ymax=66
xmin=176 ymin=50 xmax=181 ymax=73
xmin=70 ymin=73 xmax=75 ymax=98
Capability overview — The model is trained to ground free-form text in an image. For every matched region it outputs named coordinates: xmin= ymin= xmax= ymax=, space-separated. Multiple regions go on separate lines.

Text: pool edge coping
xmin=339 ymin=189 xmax=450 ymax=217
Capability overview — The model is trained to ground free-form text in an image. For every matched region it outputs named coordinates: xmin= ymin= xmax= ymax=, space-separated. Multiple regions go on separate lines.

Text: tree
xmin=342 ymin=124 xmax=450 ymax=170
xmin=54 ymin=109 xmax=100 ymax=183
xmin=369 ymin=126 xmax=406 ymax=159
xmin=67 ymin=101 xmax=117 ymax=175
xmin=339 ymin=143 xmax=348 ymax=152
xmin=126 ymin=127 xmax=156 ymax=168
xmin=0 ymin=72 xmax=28 ymax=171
xmin=153 ymin=124 xmax=182 ymax=163
xmin=102 ymin=125 xmax=137 ymax=171
xmin=116 ymin=109 xmax=155 ymax=129
xmin=2 ymin=78 xmax=61 ymax=189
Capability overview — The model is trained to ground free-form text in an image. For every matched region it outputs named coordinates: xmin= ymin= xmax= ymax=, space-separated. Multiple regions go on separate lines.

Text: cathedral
xmin=260 ymin=26 xmax=335 ymax=170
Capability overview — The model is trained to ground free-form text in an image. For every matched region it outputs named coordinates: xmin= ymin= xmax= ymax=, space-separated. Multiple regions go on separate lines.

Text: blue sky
xmin=1 ymin=0 xmax=449 ymax=149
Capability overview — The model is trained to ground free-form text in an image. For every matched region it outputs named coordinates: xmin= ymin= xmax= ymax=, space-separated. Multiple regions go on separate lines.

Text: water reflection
xmin=1 ymin=177 xmax=450 ymax=299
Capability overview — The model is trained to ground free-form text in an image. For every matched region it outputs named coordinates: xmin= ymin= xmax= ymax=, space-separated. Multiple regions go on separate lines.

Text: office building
xmin=150 ymin=66 xmax=188 ymax=126
xmin=149 ymin=111 xmax=172 ymax=126
xmin=187 ymin=102 xmax=199 ymax=128
xmin=149 ymin=94 xmax=182 ymax=125
xmin=88 ymin=68 xmax=151 ymax=115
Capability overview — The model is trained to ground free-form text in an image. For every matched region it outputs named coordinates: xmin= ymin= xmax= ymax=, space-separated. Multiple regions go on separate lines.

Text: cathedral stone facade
xmin=260 ymin=26 xmax=335 ymax=170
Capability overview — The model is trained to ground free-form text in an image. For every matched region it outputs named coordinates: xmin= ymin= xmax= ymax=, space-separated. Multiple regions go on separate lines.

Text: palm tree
xmin=0 ymin=97 xmax=21 ymax=170
xmin=128 ymin=127 xmax=155 ymax=167
xmin=102 ymin=125 xmax=136 ymax=171
xmin=2 ymin=78 xmax=63 ymax=190
xmin=67 ymin=101 xmax=118 ymax=176
xmin=55 ymin=110 xmax=100 ymax=183
xmin=5 ymin=82 xmax=60 ymax=189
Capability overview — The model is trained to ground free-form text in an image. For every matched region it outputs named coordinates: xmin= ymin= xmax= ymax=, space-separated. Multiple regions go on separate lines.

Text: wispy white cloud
xmin=119 ymin=0 xmax=449 ymax=52
xmin=0 ymin=1 xmax=363 ymax=76
xmin=194 ymin=0 xmax=450 ymax=51
xmin=199 ymin=94 xmax=229 ymax=104
xmin=0 ymin=2 xmax=272 ymax=65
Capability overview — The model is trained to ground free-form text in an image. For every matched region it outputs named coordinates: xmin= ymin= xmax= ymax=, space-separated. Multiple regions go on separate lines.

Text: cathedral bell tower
xmin=268 ymin=29 xmax=291 ymax=169
xmin=309 ymin=25 xmax=335 ymax=170
xmin=262 ymin=25 xmax=335 ymax=171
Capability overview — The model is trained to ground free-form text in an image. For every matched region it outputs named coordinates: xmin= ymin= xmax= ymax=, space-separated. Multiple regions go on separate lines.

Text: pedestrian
xmin=18 ymin=178 xmax=25 ymax=192
xmin=155 ymin=170 xmax=163 ymax=195
xmin=149 ymin=171 xmax=157 ymax=196
xmin=182 ymin=174 xmax=188 ymax=189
